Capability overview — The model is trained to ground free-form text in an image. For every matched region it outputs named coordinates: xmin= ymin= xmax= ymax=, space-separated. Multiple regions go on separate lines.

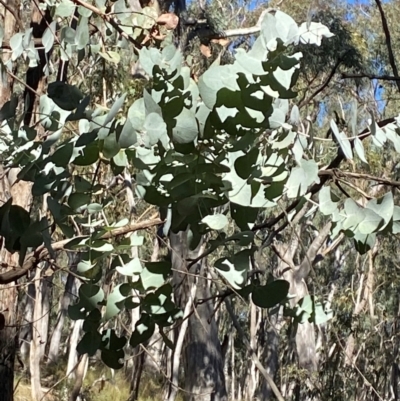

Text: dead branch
xmin=186 ymin=8 xmax=275 ymax=40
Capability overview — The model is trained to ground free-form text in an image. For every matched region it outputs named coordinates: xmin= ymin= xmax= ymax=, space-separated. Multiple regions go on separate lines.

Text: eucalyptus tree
xmin=3 ymin=1 xmax=400 ymax=401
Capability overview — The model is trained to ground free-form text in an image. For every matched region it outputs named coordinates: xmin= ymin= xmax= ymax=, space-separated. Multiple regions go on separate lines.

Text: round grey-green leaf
xmin=143 ymin=112 xmax=167 ymax=147
xmin=202 ymin=214 xmax=228 ymax=230
xmin=172 ymin=108 xmax=198 ymax=144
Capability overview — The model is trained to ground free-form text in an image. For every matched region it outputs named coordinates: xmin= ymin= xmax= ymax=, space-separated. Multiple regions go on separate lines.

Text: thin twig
xmin=319 ymin=169 xmax=400 ymax=188
xmin=5 ymin=69 xmax=41 ymax=97
xmin=71 ymin=0 xmax=143 ymax=53
xmin=298 ymin=52 xmax=349 ymax=109
xmin=374 ymin=0 xmax=400 ymax=92
xmin=337 ymin=178 xmax=372 ymax=200
xmin=342 ymin=73 xmax=400 ymax=82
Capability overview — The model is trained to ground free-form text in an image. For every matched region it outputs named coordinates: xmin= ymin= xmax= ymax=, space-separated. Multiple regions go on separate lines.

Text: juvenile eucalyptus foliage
xmin=1 ymin=8 xmax=400 ymax=369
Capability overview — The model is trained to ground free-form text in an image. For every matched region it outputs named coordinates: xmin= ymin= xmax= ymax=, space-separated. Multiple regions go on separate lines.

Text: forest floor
xmin=14 ymin=367 xmax=165 ymax=401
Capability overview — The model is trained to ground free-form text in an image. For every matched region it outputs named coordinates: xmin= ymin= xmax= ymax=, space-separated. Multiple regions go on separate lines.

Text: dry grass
xmin=14 ymin=367 xmax=168 ymax=401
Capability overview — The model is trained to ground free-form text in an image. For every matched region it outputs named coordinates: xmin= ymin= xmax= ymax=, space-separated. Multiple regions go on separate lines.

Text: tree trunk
xmin=0 ymin=177 xmax=32 ymax=401
xmin=38 ymin=273 xmax=51 ymax=361
xmin=19 ymin=275 xmax=35 ymax=368
xmin=127 ymin=228 xmax=144 ymax=401
xmin=246 ymin=302 xmax=259 ymax=400
xmin=144 ymin=237 xmax=165 ymax=373
xmin=24 ymin=0 xmax=52 ymax=125
xmin=230 ymin=332 xmax=235 ymax=401
xmin=30 ymin=269 xmax=44 ymax=401
xmin=345 ymin=248 xmax=376 ymax=366
xmin=255 ymin=311 xmax=282 ymax=400
xmin=0 ymin=1 xmax=49 ymax=397
xmin=69 ymin=354 xmax=88 ymax=401
xmin=67 ymin=320 xmax=83 ymax=380
xmin=47 ymin=255 xmax=77 ymax=365
xmin=169 ymin=230 xmax=227 ymax=401
xmin=29 ymin=266 xmax=52 ymax=400
xmin=129 ymin=345 xmax=146 ymax=401
xmin=0 ymin=2 xmax=22 ymax=399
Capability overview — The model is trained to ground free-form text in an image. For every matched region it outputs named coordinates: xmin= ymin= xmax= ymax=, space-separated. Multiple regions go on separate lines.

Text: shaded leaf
xmin=48 ymin=82 xmax=84 ymax=111
xmin=319 ymin=186 xmax=339 ymax=215
xmin=172 ymin=108 xmax=198 ymax=144
xmin=116 ymin=257 xmax=143 ymax=276
xmin=130 ymin=314 xmax=155 ymax=347
xmin=77 ymin=331 xmax=102 ymax=356
xmin=101 ymin=349 xmax=124 ymax=369
xmin=251 ymin=280 xmax=290 ymax=308
xmin=104 ymin=284 xmax=131 ymax=320
xmin=286 ymin=159 xmax=319 ymax=198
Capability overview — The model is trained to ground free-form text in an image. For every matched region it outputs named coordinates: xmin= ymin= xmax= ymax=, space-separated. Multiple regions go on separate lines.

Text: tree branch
xmin=342 ymin=72 xmax=400 ymax=82
xmin=319 ymin=169 xmax=400 ymax=188
xmin=298 ymin=52 xmax=349 ymax=109
xmin=296 ymin=221 xmax=332 ymax=280
xmin=187 ymin=8 xmax=275 ymax=40
xmin=0 ymin=217 xmax=162 ymax=284
xmin=253 ymin=117 xmax=397 ymax=231
xmin=374 ymin=0 xmax=400 ymax=92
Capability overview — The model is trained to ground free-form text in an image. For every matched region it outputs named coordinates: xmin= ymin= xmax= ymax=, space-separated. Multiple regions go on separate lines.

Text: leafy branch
xmin=0 ymin=216 xmax=162 ymax=285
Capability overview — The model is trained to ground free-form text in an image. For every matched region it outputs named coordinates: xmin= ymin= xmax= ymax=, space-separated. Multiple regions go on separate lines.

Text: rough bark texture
xmin=170 ymin=231 xmax=227 ymax=401
xmin=0 ymin=1 xmax=18 ymax=106
xmin=24 ymin=0 xmax=52 ymax=125
xmin=0 ymin=171 xmax=32 ymax=401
